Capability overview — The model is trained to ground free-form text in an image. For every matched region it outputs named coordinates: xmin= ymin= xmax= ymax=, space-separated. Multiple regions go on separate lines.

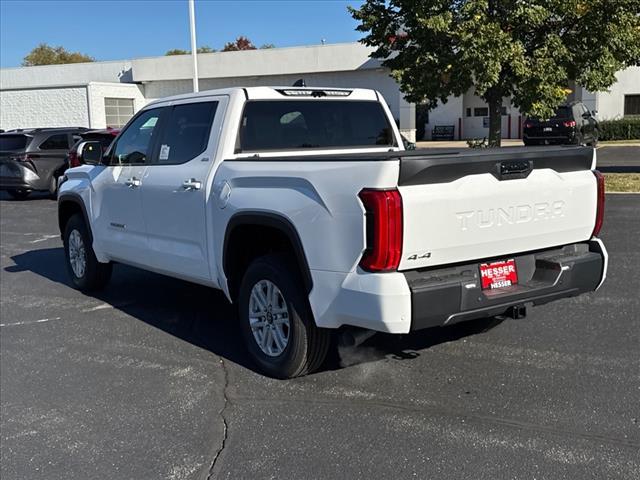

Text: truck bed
xmin=232 ymin=146 xmax=597 ymax=271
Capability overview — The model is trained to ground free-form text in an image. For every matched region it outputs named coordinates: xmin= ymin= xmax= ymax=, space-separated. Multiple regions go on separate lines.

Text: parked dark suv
xmin=523 ymin=102 xmax=598 ymax=146
xmin=0 ymin=127 xmax=88 ymax=199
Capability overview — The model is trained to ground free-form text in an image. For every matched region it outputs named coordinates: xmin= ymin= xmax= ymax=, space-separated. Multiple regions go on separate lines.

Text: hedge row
xmin=597 ymin=117 xmax=640 ymax=141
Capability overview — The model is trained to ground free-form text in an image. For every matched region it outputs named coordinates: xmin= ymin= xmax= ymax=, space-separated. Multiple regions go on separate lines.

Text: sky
xmin=0 ymin=0 xmax=365 ymax=68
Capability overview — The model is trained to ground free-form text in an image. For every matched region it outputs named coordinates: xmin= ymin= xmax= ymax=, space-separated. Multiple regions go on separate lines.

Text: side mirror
xmin=591 ymin=110 xmax=598 ymax=116
xmin=402 ymin=135 xmax=417 ymax=151
xmin=77 ymin=141 xmax=103 ymax=165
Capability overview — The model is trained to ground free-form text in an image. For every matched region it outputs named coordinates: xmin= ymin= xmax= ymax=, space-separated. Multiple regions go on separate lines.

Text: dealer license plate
xmin=479 ymin=259 xmax=518 ymax=290
xmin=543 ymin=127 xmax=553 ymax=132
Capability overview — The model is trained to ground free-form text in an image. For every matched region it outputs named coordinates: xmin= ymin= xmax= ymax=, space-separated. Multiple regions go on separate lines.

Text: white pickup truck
xmin=58 ymin=86 xmax=607 ymax=378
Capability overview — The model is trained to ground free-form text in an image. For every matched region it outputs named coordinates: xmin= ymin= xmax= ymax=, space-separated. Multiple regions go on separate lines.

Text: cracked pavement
xmin=1 ymin=191 xmax=639 ymax=480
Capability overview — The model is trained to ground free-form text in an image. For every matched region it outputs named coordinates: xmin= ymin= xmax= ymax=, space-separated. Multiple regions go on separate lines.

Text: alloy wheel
xmin=68 ymin=229 xmax=87 ymax=278
xmin=248 ymin=279 xmax=290 ymax=357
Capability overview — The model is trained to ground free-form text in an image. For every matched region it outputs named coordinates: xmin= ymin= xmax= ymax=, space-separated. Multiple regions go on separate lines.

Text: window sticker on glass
xmin=142 ymin=117 xmax=158 ymax=129
xmin=159 ymin=144 xmax=171 ymax=161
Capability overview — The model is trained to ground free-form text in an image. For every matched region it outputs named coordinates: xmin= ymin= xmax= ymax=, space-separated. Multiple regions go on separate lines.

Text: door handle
xmin=182 ymin=178 xmax=202 ymax=191
xmin=125 ymin=177 xmax=141 ymax=188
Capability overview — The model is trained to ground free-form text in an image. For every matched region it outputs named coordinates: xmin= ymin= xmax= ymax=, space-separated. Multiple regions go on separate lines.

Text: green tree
xmin=350 ymin=0 xmax=640 ymax=146
xmin=22 ymin=43 xmax=94 ymax=66
xmin=165 ymin=45 xmax=216 ymax=55
xmin=197 ymin=45 xmax=216 ymax=53
xmin=222 ymin=36 xmax=257 ymax=51
xmin=165 ymin=48 xmax=190 ymax=56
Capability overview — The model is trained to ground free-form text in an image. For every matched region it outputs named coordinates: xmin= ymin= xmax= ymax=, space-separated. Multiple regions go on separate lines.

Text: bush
xmin=597 ymin=117 xmax=640 ymax=141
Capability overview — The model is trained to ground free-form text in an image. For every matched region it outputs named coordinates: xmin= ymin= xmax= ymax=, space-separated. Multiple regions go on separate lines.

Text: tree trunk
xmin=487 ymin=91 xmax=502 ymax=147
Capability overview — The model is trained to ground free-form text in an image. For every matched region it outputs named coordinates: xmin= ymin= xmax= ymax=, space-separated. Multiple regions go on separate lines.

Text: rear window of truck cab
xmin=238 ymin=100 xmax=395 ymax=152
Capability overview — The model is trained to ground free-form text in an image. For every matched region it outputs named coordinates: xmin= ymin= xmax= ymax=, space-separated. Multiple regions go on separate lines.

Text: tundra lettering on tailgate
xmin=456 ymin=201 xmax=565 ymax=231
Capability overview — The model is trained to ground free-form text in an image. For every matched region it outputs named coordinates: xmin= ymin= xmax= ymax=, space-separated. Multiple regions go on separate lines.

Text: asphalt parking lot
xmin=596 ymin=145 xmax=640 ymax=172
xmin=1 ymin=190 xmax=639 ymax=480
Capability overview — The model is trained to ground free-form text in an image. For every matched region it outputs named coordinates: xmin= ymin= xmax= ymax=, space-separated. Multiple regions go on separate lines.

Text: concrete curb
xmin=598 ymin=143 xmax=640 ymax=148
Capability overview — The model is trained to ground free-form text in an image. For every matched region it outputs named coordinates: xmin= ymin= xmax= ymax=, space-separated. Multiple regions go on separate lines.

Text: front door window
xmin=110 ymin=109 xmax=162 ymax=165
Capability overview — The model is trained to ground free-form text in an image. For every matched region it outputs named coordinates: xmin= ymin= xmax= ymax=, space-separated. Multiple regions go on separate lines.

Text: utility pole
xmin=188 ymin=0 xmax=199 ymax=92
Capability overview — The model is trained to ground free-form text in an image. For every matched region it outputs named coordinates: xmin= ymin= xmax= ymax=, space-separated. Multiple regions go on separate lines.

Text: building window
xmin=474 ymin=107 xmax=488 ymax=117
xmin=624 ymin=95 xmax=640 ymax=116
xmin=466 ymin=108 xmax=471 ymax=117
xmin=501 ymin=106 xmax=508 ymax=116
xmin=105 ymin=98 xmax=135 ymax=128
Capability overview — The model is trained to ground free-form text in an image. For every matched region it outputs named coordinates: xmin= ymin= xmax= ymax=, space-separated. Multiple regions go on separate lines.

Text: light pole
xmin=188 ymin=0 xmax=199 ymax=92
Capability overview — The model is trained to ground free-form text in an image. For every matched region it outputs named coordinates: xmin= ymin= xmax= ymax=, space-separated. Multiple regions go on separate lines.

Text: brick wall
xmin=0 ymin=87 xmax=89 ymax=130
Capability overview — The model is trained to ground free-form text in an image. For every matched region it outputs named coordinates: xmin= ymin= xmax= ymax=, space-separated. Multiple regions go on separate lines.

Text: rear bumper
xmin=405 ymin=240 xmax=606 ymax=331
xmin=523 ymin=134 xmax=573 ymax=144
xmin=0 ymin=161 xmax=43 ymax=190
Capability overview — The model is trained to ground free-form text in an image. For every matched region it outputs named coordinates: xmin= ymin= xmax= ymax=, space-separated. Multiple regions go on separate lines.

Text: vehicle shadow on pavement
xmin=0 ymin=191 xmax=55 ymax=201
xmin=7 ymin=247 xmax=503 ymax=375
xmin=332 ymin=318 xmax=503 ymax=369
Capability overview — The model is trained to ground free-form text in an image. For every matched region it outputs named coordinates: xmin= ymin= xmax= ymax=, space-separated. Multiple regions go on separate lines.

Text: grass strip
xmin=604 ymin=173 xmax=640 ymax=193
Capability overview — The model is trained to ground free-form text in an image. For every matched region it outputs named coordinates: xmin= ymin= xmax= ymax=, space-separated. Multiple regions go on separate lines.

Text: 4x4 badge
xmin=407 ymin=253 xmax=431 ymax=261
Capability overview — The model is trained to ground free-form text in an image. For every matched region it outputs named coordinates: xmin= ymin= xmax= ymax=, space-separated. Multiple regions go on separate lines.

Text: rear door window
xmin=0 ymin=135 xmax=31 ymax=151
xmin=39 ymin=134 xmax=70 ymax=150
xmin=238 ymin=100 xmax=395 ymax=152
xmin=153 ymin=102 xmax=218 ymax=165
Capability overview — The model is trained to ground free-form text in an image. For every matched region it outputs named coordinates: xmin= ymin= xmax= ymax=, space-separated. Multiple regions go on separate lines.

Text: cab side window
xmin=153 ymin=102 xmax=218 ymax=165
xmin=110 ymin=108 xmax=163 ymax=165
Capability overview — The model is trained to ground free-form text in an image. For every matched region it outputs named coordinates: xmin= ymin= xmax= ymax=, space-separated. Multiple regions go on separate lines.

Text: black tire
xmin=6 ymin=189 xmax=30 ymax=200
xmin=63 ymin=213 xmax=112 ymax=291
xmin=48 ymin=174 xmax=58 ymax=198
xmin=237 ymin=254 xmax=330 ymax=378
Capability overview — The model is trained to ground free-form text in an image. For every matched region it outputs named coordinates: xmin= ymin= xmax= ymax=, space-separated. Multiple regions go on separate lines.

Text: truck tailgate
xmin=397 ymin=147 xmax=597 ymax=270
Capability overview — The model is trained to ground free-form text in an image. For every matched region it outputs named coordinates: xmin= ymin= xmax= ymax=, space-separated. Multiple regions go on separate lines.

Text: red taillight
xmin=524 ymin=122 xmax=533 ymax=129
xmin=68 ymin=150 xmax=80 ymax=168
xmin=358 ymin=189 xmax=403 ymax=272
xmin=563 ymin=120 xmax=576 ymax=128
xmin=592 ymin=170 xmax=605 ymax=237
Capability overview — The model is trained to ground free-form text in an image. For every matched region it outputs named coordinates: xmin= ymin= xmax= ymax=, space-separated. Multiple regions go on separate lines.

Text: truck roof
xmin=145 ymin=86 xmax=380 ymax=107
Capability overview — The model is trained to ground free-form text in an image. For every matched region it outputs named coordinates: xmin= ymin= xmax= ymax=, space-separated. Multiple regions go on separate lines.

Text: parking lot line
xmin=28 ymin=235 xmax=61 ymax=244
xmin=0 ymin=317 xmax=61 ymax=327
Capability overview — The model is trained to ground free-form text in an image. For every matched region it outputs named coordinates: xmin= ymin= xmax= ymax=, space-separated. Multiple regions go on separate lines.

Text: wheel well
xmin=223 ymin=217 xmax=312 ymax=301
xmin=58 ymin=199 xmax=89 ymax=240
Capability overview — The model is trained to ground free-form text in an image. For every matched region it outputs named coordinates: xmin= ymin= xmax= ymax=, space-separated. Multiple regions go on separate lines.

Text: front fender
xmin=58 ymin=166 xmax=109 ymax=263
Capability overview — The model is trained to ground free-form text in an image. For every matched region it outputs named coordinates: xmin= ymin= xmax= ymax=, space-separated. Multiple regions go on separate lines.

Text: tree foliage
xmin=22 ymin=43 xmax=94 ymax=66
xmin=197 ymin=45 xmax=216 ymax=53
xmin=166 ymin=39 xmax=273 ymax=55
xmin=165 ymin=45 xmax=216 ymax=55
xmin=222 ymin=36 xmax=257 ymax=51
xmin=350 ymin=0 xmax=640 ymax=145
xmin=165 ymin=48 xmax=190 ymax=56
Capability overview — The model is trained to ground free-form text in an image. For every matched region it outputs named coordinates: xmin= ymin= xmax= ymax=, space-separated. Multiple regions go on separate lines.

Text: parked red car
xmin=66 ymin=128 xmax=120 ymax=169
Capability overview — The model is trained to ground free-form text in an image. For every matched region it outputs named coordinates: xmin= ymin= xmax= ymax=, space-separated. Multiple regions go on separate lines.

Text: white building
xmin=1 ymin=42 xmax=638 ymax=141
